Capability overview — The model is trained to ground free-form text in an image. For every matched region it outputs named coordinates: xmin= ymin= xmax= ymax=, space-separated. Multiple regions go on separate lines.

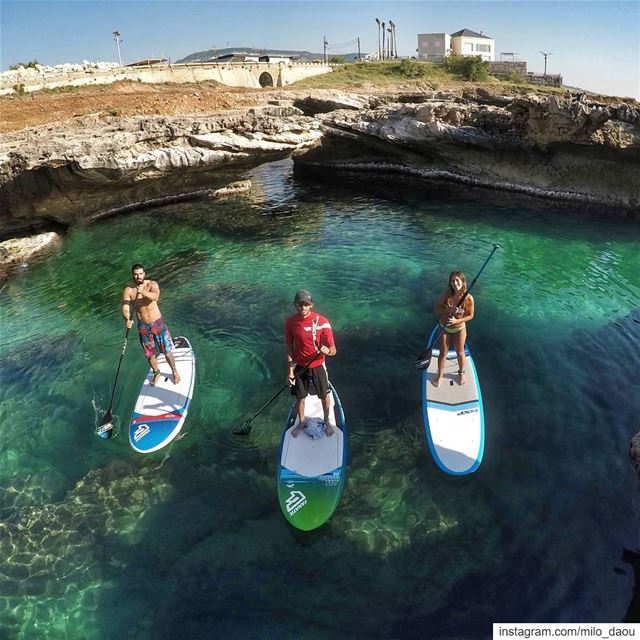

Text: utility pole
xmin=357 ymin=37 xmax=361 ymax=61
xmin=112 ymin=31 xmax=123 ymax=66
xmin=375 ymin=18 xmax=381 ymax=60
xmin=539 ymin=50 xmax=552 ymax=76
xmin=381 ymin=21 xmax=386 ymax=60
xmin=323 ymin=36 xmax=328 ymax=64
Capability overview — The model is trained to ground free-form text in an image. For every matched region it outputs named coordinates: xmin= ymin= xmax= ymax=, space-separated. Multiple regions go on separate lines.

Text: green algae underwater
xmin=1 ymin=160 xmax=639 ymax=639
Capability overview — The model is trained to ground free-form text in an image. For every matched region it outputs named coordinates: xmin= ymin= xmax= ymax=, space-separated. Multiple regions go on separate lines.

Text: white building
xmin=417 ymin=28 xmax=495 ymax=62
xmin=450 ymin=29 xmax=494 ymax=61
xmin=416 ymin=33 xmax=451 ymax=61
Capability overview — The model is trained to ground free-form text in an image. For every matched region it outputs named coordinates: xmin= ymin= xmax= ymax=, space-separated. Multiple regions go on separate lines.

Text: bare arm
xmin=137 ymin=280 xmax=160 ymax=302
xmin=449 ymin=295 xmax=474 ymax=325
xmin=285 ymin=341 xmax=296 ymax=383
xmin=121 ymin=288 xmax=134 ymax=323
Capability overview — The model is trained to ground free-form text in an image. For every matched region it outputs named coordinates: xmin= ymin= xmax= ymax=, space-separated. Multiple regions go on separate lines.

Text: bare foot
xmin=150 ymin=371 xmax=161 ymax=386
xmin=325 ymin=422 xmax=334 ymax=437
xmin=173 ymin=371 xmax=181 ymax=385
xmin=291 ymin=421 xmax=304 ymax=438
xmin=458 ymin=370 xmax=467 ymax=385
xmin=432 ymin=376 xmax=442 ymax=387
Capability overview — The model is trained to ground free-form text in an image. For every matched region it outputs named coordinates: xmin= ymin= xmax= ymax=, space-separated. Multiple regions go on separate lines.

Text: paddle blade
xmin=233 ymin=419 xmax=254 ymax=436
xmin=414 ymin=347 xmax=433 ymax=370
xmin=97 ymin=410 xmax=114 ymax=439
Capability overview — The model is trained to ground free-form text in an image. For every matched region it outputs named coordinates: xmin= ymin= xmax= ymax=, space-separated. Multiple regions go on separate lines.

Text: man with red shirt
xmin=285 ymin=289 xmax=337 ymax=437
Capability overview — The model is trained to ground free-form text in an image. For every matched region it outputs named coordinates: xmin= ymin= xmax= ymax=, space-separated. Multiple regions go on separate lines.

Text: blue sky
xmin=1 ymin=0 xmax=638 ymax=98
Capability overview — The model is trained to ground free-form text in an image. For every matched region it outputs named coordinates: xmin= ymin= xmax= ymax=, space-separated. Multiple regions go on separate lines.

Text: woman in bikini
xmin=432 ymin=271 xmax=474 ymax=387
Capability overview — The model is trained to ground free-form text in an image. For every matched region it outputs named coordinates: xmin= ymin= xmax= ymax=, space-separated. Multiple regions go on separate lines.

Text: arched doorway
xmin=258 ymin=72 xmax=274 ymax=88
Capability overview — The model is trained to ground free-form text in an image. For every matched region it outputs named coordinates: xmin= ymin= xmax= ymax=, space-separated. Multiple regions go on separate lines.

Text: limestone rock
xmin=296 ymin=90 xmax=640 ymax=214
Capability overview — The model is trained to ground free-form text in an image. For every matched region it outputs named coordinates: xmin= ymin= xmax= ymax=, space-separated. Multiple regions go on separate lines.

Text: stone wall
xmin=0 ymin=61 xmax=332 ymax=95
xmin=488 ymin=61 xmax=527 ymax=78
xmin=526 ymin=73 xmax=563 ymax=87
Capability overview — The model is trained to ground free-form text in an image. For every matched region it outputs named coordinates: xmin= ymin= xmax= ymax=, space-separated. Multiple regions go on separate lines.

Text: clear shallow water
xmin=1 ymin=159 xmax=639 ymax=638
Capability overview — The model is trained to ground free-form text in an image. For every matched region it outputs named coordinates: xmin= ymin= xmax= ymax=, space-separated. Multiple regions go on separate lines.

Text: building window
xmin=476 ymin=44 xmax=491 ymax=52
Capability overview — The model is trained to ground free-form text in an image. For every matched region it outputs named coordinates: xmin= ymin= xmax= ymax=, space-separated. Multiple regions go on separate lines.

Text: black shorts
xmin=292 ymin=364 xmax=330 ymax=399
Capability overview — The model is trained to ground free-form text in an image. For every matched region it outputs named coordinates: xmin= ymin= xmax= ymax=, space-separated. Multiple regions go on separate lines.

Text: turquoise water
xmin=1 ymin=159 xmax=639 ymax=638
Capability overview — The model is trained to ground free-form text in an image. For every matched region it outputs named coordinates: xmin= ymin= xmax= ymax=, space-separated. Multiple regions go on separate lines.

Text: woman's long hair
xmin=439 ymin=271 xmax=472 ymax=313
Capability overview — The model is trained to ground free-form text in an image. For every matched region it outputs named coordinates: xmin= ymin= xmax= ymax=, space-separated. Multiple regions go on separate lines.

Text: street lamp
xmin=112 ymin=31 xmax=123 ymax=66
xmin=539 ymin=50 xmax=552 ymax=76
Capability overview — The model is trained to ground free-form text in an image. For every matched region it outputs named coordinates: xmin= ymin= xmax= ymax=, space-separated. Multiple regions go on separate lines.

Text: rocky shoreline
xmin=0 ymin=87 xmax=638 ymax=277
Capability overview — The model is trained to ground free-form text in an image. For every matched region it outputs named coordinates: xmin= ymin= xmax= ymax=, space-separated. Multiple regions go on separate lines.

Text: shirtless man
xmin=122 ymin=263 xmax=180 ymax=386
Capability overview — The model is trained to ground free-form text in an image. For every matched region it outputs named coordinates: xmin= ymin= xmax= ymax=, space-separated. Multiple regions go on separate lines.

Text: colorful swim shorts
xmin=137 ymin=316 xmax=174 ymax=359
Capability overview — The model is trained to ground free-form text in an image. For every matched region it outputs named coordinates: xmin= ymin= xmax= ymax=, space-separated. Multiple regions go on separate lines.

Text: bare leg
xmin=291 ymin=398 xmax=306 ymax=437
xmin=148 ymin=355 xmax=161 ymax=385
xmin=322 ymin=393 xmax=334 ymax=436
xmin=453 ymin=327 xmax=467 ymax=385
xmin=432 ymin=331 xmax=448 ymax=387
xmin=166 ymin=352 xmax=181 ymax=384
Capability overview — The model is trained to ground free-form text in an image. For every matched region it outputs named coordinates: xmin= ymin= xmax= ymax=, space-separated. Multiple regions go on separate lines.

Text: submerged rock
xmin=0 ymin=231 xmax=62 ymax=282
xmin=630 ymin=432 xmax=640 ymax=468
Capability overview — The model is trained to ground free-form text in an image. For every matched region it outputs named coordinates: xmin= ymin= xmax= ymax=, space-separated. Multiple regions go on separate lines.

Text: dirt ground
xmin=0 ymin=81 xmax=278 ymax=133
xmin=2 ymin=78 xmax=634 ymax=135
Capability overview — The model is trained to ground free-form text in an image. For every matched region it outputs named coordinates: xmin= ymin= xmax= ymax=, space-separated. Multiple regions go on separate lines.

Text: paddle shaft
xmin=244 ymin=364 xmax=311 ymax=426
xmin=105 ymin=296 xmax=138 ymax=414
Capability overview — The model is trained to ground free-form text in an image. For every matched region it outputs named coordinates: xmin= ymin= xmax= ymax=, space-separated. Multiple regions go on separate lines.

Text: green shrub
xmin=443 ymin=55 xmax=489 ymax=81
xmin=9 ymin=60 xmax=40 ymax=70
xmin=12 ymin=83 xmax=26 ymax=95
xmin=505 ymin=70 xmax=526 ymax=84
xmin=329 ymin=56 xmax=345 ymax=64
xmin=398 ymin=59 xmax=427 ymax=78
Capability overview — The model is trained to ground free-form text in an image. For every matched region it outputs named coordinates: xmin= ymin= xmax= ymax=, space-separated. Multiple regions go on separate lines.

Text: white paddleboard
xmin=129 ymin=336 xmax=196 ymax=454
xmin=277 ymin=382 xmax=347 ymax=531
xmin=421 ymin=325 xmax=484 ymax=475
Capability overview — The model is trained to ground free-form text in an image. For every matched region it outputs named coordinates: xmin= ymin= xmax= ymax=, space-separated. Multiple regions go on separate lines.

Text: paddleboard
xmin=129 ymin=336 xmax=196 ymax=454
xmin=277 ymin=380 xmax=347 ymax=531
xmin=421 ymin=324 xmax=484 ymax=475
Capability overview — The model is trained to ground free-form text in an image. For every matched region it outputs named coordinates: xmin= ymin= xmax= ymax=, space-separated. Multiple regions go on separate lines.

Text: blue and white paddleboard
xmin=277 ymin=382 xmax=347 ymax=531
xmin=421 ymin=325 xmax=484 ymax=475
xmin=129 ymin=336 xmax=196 ymax=454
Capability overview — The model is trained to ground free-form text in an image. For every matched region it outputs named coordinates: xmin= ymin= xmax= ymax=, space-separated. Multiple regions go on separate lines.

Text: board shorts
xmin=292 ymin=364 xmax=330 ymax=400
xmin=137 ymin=316 xmax=174 ymax=359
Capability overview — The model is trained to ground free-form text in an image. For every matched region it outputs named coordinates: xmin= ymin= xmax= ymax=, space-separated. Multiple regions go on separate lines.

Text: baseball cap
xmin=293 ymin=290 xmax=313 ymax=304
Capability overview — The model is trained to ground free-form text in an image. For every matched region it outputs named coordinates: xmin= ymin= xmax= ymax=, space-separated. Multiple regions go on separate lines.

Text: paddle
xmin=96 ymin=297 xmax=137 ymax=439
xmin=414 ymin=244 xmax=501 ymax=370
xmin=233 ymin=364 xmax=311 ymax=435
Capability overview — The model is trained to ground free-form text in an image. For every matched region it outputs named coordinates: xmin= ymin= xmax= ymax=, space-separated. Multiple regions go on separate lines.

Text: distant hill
xmin=176 ymin=47 xmax=363 ymax=63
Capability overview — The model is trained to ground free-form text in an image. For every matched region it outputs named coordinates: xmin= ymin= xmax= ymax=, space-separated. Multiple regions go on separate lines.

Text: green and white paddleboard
xmin=277 ymin=382 xmax=347 ymax=531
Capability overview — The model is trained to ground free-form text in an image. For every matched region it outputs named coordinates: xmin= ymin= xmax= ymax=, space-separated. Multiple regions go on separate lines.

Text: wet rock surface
xmin=295 ymin=90 xmax=640 ymax=215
